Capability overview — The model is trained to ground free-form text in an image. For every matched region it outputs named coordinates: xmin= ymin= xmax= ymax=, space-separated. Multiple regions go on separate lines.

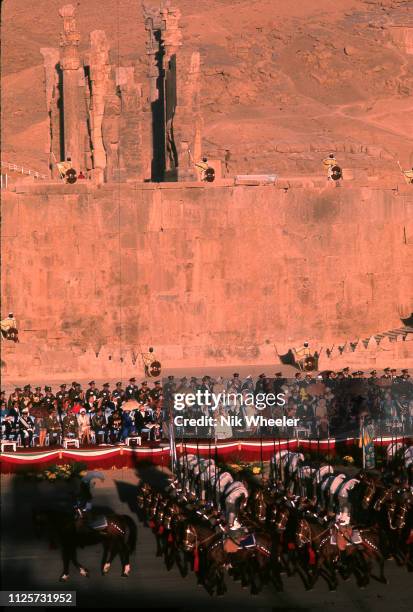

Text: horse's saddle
xmin=224 ymin=531 xmax=256 ymax=553
xmin=83 ymin=515 xmax=108 ymax=531
xmin=330 ymin=527 xmax=362 ymax=549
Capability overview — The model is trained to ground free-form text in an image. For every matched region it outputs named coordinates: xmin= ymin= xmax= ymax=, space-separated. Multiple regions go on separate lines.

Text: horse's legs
xmin=102 ymin=539 xmax=118 ymax=575
xmin=60 ymin=543 xmax=71 ymax=581
xmin=217 ymin=565 xmax=227 ymax=596
xmin=118 ymin=537 xmax=131 ymax=577
xmin=65 ymin=541 xmax=89 ymax=578
xmin=101 ymin=541 xmax=110 ymax=575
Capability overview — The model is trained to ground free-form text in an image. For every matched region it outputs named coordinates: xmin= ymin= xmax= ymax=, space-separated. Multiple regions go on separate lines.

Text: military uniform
xmin=62 ymin=413 xmax=79 ymax=438
xmin=323 ymin=154 xmax=339 ymax=180
xmin=44 ymin=411 xmax=62 ymax=444
xmin=99 ymin=383 xmax=111 ymax=402
xmin=112 ymin=383 xmax=124 ymax=402
xmin=125 ymin=378 xmax=138 ymax=401
xmin=55 ymin=385 xmax=68 ymax=412
xmin=136 ymin=383 xmax=150 ymax=404
xmin=85 ymin=382 xmax=99 ymax=403
xmin=42 ymin=388 xmax=56 ymax=413
xmin=149 ymin=382 xmax=162 ymax=402
xmin=69 ymin=384 xmax=84 ymax=404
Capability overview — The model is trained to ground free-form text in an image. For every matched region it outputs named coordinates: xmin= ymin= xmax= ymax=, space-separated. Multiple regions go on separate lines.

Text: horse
xmin=33 ymin=506 xmax=136 ymax=581
xmin=181 ymin=518 xmax=271 ymax=596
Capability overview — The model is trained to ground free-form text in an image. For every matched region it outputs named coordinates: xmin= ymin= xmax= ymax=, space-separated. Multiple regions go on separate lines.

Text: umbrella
xmin=121 ymin=399 xmax=140 ymax=411
xmin=306 ymin=382 xmax=326 ymax=396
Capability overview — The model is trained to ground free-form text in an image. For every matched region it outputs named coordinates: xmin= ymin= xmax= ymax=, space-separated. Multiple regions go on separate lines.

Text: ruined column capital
xmin=59 ymin=3 xmax=81 ymax=70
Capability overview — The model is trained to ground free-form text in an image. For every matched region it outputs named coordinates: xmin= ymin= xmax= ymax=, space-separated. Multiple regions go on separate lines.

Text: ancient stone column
xmin=88 ymin=30 xmax=111 ymax=181
xmin=58 ymin=4 xmax=82 ymax=170
xmin=116 ymin=67 xmax=144 ymax=180
xmin=173 ymin=49 xmax=202 ymax=181
xmin=40 ymin=48 xmax=61 ymax=177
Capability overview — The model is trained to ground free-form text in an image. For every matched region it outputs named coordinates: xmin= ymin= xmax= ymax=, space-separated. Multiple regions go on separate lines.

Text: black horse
xmin=33 ymin=506 xmax=136 ymax=581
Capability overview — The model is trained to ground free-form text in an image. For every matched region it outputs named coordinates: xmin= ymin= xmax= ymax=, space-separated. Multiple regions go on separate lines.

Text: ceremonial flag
xmin=359 ymin=416 xmax=375 ymax=469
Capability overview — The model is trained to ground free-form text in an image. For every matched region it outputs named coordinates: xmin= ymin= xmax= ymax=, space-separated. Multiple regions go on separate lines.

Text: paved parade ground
xmin=1 ymin=467 xmax=412 ymax=611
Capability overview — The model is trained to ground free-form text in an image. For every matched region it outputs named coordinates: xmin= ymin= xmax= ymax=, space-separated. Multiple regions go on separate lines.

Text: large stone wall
xmin=1 ymin=179 xmax=412 ymax=380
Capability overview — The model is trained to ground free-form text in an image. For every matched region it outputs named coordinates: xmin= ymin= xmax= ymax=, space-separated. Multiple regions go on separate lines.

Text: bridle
xmin=362 ymin=479 xmax=376 ymax=510
xmin=253 ymin=491 xmax=266 ymax=523
xmin=296 ymin=519 xmax=312 ymax=548
xmin=373 ymin=487 xmax=393 ymax=512
xmin=274 ymin=506 xmax=289 ymax=532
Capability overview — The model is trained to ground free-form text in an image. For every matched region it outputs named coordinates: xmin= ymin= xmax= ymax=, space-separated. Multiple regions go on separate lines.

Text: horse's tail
xmin=122 ymin=515 xmax=137 ymax=553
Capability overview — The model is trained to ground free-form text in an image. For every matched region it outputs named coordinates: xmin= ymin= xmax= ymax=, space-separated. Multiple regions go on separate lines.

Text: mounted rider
xmin=74 ymin=472 xmax=105 ymax=521
xmin=331 ymin=510 xmax=362 ymax=553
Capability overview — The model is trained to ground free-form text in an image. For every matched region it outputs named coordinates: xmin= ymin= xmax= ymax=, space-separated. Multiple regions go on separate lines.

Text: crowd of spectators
xmin=1 ymin=368 xmax=412 ymax=448
xmin=1 ymin=378 xmax=163 ymax=448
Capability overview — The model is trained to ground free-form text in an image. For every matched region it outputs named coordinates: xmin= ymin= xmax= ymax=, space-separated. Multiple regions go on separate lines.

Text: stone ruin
xmin=40 ymin=1 xmax=202 ymax=183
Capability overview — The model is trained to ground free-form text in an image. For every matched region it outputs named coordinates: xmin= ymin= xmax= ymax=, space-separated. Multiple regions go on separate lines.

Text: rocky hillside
xmin=2 ymin=0 xmax=413 ymax=178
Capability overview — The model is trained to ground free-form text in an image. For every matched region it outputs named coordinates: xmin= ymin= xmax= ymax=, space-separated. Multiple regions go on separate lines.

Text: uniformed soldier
xmin=195 ymin=156 xmax=210 ymax=181
xmin=322 ymin=153 xmax=339 ymax=180
xmin=149 ymin=381 xmax=162 ymax=402
xmin=56 ymin=157 xmax=77 ymax=183
xmin=69 ymin=382 xmax=84 ymax=404
xmin=42 ymin=386 xmax=55 ymax=412
xmin=23 ymin=385 xmax=33 ymax=401
xmin=31 ymin=387 xmax=44 ymax=413
xmin=44 ymin=408 xmax=62 ymax=445
xmin=7 ymin=388 xmax=22 ymax=410
xmin=137 ymin=381 xmax=150 ymax=404
xmin=141 ymin=347 xmax=161 ymax=378
xmin=226 ymin=373 xmax=242 ymax=392
xmin=99 ymin=383 xmax=111 ymax=402
xmin=125 ymin=378 xmax=138 ymax=401
xmin=163 ymin=375 xmax=176 ymax=403
xmin=18 ymin=407 xmax=35 ymax=448
xmin=85 ymin=381 xmax=99 ymax=403
xmin=55 ymin=384 xmax=68 ymax=410
xmin=112 ymin=382 xmax=124 ymax=402
xmin=62 ymin=411 xmax=79 ymax=439
xmin=381 ymin=368 xmax=391 ymax=380
xmin=0 ymin=313 xmax=19 ymax=342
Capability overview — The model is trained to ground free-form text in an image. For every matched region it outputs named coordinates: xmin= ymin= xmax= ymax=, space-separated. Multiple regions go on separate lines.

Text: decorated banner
xmin=360 ymin=416 xmax=376 ymax=469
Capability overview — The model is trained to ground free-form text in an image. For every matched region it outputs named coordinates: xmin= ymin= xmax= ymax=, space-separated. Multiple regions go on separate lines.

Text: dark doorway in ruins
xmin=56 ymin=63 xmax=65 ymax=163
xmin=164 ymin=54 xmax=178 ymax=181
xmin=151 ymin=30 xmax=166 ymax=181
xmin=150 ymin=32 xmax=178 ymax=182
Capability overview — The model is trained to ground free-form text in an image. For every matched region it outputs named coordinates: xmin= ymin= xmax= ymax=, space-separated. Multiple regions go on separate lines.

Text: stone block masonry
xmin=1 ymin=181 xmax=412 ymax=380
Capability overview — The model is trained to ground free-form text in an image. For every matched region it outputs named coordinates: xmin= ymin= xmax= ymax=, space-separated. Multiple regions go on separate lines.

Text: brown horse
xmin=296 ymin=517 xmax=387 ymax=590
xmin=33 ymin=507 xmax=136 ymax=581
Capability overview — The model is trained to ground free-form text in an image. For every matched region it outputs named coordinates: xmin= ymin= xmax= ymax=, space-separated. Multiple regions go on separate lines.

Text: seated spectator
xmin=121 ymin=408 xmax=135 ymax=441
xmin=36 ymin=414 xmax=48 ymax=447
xmin=44 ymin=408 xmax=62 ymax=445
xmin=77 ymin=408 xmax=91 ymax=445
xmin=107 ymin=409 xmax=122 ymax=444
xmin=63 ymin=411 xmax=79 ymax=439
xmin=18 ymin=407 xmax=35 ymax=448
xmin=3 ymin=414 xmax=18 ymax=441
xmin=91 ymin=407 xmax=107 ymax=444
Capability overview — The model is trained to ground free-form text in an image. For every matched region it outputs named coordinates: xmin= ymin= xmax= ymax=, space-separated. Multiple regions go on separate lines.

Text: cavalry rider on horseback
xmin=74 ymin=472 xmax=105 ymax=522
xmin=331 ymin=510 xmax=362 ymax=562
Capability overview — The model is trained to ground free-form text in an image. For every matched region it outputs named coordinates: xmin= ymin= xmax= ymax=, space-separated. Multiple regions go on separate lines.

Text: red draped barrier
xmin=1 ymin=436 xmax=411 ymax=473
